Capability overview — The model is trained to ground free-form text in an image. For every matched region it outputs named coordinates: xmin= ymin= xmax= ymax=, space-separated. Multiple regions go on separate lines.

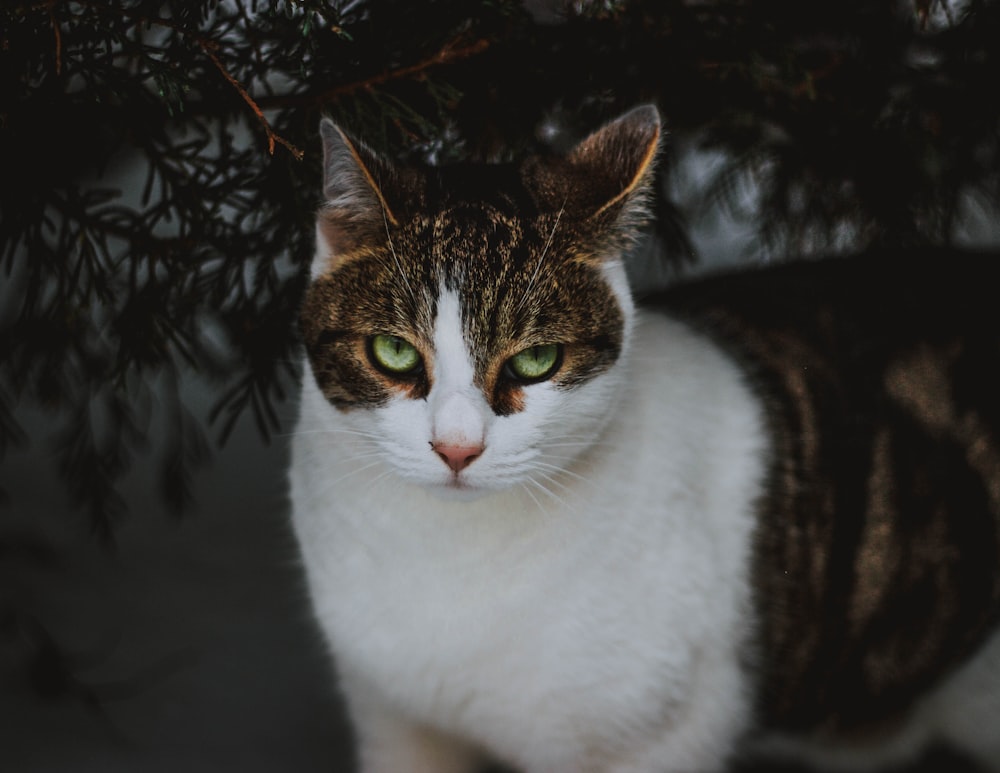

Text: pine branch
xmin=200 ymin=41 xmax=303 ymax=158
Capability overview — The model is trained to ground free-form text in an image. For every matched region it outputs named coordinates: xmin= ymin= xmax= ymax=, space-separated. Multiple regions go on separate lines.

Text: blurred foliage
xmin=1 ymin=0 xmax=999 ymax=533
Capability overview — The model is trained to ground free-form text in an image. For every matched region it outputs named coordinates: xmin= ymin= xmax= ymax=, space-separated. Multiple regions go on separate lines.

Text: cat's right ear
xmin=314 ymin=120 xmax=414 ymax=276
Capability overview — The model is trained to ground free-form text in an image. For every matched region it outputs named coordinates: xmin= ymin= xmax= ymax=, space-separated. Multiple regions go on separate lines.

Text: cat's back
xmin=652 ymin=247 xmax=1000 ymax=750
xmin=656 ymin=246 xmax=1000 ymax=351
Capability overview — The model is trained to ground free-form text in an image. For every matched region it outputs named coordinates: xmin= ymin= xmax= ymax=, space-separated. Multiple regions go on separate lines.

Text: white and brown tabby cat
xmin=289 ymin=106 xmax=1000 ymax=773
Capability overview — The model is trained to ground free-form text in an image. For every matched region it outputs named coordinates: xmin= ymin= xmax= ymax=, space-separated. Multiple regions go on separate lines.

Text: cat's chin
xmin=425 ymin=479 xmax=495 ymax=503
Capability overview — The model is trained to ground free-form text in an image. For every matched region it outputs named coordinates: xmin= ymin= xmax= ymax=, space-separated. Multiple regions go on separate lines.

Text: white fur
xmin=311 ymin=221 xmax=333 ymax=280
xmin=290 ymin=258 xmax=770 ymax=772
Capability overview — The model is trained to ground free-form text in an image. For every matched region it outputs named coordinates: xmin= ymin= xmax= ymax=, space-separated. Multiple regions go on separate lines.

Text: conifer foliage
xmin=1 ymin=0 xmax=999 ymax=531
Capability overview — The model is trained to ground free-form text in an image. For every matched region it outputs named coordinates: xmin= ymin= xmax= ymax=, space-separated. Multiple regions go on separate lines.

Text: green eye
xmin=369 ymin=334 xmax=421 ymax=375
xmin=506 ymin=344 xmax=561 ymax=383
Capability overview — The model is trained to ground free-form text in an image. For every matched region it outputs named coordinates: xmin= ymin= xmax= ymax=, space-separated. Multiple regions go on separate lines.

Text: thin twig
xmin=47 ymin=0 xmax=62 ymax=75
xmin=256 ymin=37 xmax=491 ymax=110
xmin=199 ymin=40 xmax=304 ymax=159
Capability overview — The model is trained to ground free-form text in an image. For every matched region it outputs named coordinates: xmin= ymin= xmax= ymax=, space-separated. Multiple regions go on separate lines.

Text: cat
xmin=289 ymin=105 xmax=1000 ymax=773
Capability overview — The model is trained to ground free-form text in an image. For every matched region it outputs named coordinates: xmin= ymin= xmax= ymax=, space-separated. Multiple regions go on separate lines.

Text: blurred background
xmin=2 ymin=1 xmax=1000 ymax=770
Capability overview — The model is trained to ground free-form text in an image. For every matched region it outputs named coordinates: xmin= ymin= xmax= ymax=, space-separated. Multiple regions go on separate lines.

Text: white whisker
xmin=531 ymin=460 xmax=591 ymax=484
xmin=541 ymin=439 xmax=616 ymax=451
xmin=383 ymin=203 xmax=417 ymax=308
xmin=519 ymin=480 xmax=548 ymax=515
xmin=326 ymin=459 xmax=385 ymax=488
xmin=526 ymin=476 xmax=570 ymax=510
xmin=280 ymin=426 xmax=383 ymax=442
xmin=531 ymin=470 xmax=575 ymax=497
xmin=516 ymin=202 xmax=565 ymax=314
xmin=365 ymin=467 xmax=398 ymax=488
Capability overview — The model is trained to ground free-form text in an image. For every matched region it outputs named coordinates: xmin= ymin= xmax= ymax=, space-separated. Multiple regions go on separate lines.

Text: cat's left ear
xmin=563 ymin=105 xmax=662 ymax=222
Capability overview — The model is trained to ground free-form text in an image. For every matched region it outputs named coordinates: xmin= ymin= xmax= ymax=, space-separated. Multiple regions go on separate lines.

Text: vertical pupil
xmin=371 ymin=335 xmax=418 ymax=374
xmin=509 ymin=344 xmax=558 ymax=381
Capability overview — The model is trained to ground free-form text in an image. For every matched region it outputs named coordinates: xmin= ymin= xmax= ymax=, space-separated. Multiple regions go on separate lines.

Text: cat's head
xmin=300 ymin=106 xmax=661 ymax=500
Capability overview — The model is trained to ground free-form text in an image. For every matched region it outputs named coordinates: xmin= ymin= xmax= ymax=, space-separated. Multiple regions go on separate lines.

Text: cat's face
xmin=300 ymin=107 xmax=660 ymax=499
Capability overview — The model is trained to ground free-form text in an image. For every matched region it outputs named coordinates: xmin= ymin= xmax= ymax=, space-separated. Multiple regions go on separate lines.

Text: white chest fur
xmin=290 ymin=309 xmax=769 ymax=772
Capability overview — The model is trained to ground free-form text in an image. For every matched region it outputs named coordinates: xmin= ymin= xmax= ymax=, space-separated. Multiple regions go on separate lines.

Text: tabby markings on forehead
xmin=308 ymin=187 xmax=629 ymax=418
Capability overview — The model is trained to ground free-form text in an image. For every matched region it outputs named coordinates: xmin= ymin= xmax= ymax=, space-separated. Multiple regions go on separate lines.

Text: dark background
xmin=2 ymin=1 xmax=1000 ymax=770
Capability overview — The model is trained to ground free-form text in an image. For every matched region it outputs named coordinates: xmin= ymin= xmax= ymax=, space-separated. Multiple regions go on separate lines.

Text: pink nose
xmin=432 ymin=443 xmax=484 ymax=473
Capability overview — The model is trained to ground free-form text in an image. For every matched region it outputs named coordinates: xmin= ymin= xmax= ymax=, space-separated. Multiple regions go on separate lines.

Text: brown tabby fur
xmin=300 ymin=120 xmax=654 ymax=416
xmin=659 ymin=251 xmax=1000 ymax=739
